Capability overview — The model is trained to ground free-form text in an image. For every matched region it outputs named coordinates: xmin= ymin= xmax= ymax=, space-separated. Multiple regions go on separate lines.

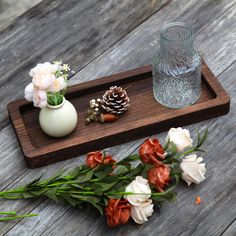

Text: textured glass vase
xmin=152 ymin=22 xmax=201 ymax=108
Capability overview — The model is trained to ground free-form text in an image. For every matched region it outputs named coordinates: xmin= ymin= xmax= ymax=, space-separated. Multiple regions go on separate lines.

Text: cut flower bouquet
xmin=0 ymin=127 xmax=207 ymax=226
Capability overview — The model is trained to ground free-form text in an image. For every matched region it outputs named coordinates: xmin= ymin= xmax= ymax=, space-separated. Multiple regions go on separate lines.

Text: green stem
xmin=0 ymin=214 xmax=38 ymax=222
xmin=0 ymin=211 xmax=17 ymax=215
xmin=175 ymin=148 xmax=196 ymax=159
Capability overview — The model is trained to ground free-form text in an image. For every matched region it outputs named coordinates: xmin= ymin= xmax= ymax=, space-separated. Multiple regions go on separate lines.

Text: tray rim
xmin=7 ymin=60 xmax=230 ymax=164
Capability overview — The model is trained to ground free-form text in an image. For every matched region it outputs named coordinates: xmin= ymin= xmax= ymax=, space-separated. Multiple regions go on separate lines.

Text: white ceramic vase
xmin=39 ymin=98 xmax=78 ymax=137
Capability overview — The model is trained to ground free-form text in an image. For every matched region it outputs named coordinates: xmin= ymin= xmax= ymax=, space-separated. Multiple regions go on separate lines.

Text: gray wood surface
xmin=0 ymin=0 xmax=235 ymax=235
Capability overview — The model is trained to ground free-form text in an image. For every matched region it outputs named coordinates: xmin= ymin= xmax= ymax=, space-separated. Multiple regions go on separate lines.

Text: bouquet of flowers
xmin=0 ymin=127 xmax=207 ymax=226
xmin=24 ymin=61 xmax=70 ymax=108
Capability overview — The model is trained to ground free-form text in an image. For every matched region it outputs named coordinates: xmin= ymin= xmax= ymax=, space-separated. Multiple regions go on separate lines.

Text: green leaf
xmin=94 ymin=166 xmax=113 ymax=179
xmin=67 ymin=165 xmax=90 ymax=178
xmin=151 ymin=191 xmax=176 ymax=202
xmin=113 ymin=165 xmax=130 ymax=176
xmin=46 ymin=170 xmax=66 ymax=184
xmin=200 ymin=129 xmax=208 ymax=146
xmin=26 ymin=176 xmax=42 ymax=188
xmin=45 ymin=189 xmax=58 ymax=203
xmin=21 ymin=193 xmax=35 ymax=199
xmin=70 ymin=194 xmax=103 ymax=215
xmin=61 ymin=193 xmax=81 ymax=207
xmin=116 ymin=154 xmax=140 ymax=165
xmin=129 ymin=163 xmax=144 ymax=177
xmin=166 ymin=142 xmax=177 ymax=157
xmin=97 ymin=181 xmax=119 ymax=192
xmin=105 ymin=175 xmax=119 ymax=183
xmin=94 ymin=188 xmax=103 ymax=196
xmin=76 ymin=169 xmax=94 ymax=183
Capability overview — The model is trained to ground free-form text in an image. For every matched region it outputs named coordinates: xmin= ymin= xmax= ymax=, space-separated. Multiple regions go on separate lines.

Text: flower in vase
xmin=30 ymin=62 xmax=57 ymax=90
xmin=33 ymin=89 xmax=47 ymax=108
xmin=24 ymin=61 xmax=69 ymax=108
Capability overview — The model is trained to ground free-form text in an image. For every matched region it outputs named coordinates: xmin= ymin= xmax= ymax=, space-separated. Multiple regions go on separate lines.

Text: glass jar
xmin=152 ymin=22 xmax=201 ymax=108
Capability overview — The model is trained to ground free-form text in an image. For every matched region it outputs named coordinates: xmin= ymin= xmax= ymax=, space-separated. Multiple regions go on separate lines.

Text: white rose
xmin=166 ymin=127 xmax=193 ymax=152
xmin=29 ymin=62 xmax=57 ymax=90
xmin=24 ymin=83 xmax=34 ymax=101
xmin=180 ymin=154 xmax=206 ymax=186
xmin=124 ymin=176 xmax=151 ymax=206
xmin=131 ymin=199 xmax=154 ymax=224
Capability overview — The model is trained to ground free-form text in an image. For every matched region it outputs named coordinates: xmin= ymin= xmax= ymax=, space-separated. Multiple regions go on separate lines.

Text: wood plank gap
xmin=220 ymin=218 xmax=236 ymax=236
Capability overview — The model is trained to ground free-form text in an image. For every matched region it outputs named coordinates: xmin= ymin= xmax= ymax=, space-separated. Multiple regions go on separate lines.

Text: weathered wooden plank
xmin=0 ymin=0 xmax=41 ymax=29
xmin=221 ymin=220 xmax=236 ymax=236
xmin=0 ymin=0 xmax=169 ymax=130
xmin=69 ymin=0 xmax=236 ymax=85
xmin=1 ymin=0 xmax=236 ymax=235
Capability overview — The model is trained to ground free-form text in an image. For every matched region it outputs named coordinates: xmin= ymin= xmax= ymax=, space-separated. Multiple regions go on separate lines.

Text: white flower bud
xmin=166 ymin=127 xmax=193 ymax=152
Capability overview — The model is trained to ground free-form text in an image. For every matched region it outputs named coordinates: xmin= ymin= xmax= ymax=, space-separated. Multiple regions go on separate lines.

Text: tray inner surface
xmin=20 ymin=73 xmax=215 ymax=150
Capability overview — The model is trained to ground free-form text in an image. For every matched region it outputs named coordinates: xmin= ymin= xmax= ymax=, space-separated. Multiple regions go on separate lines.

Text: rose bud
xmin=139 ymin=138 xmax=166 ymax=165
xmin=147 ymin=164 xmax=170 ymax=192
xmin=166 ymin=127 xmax=193 ymax=152
xmin=105 ymin=199 xmax=131 ymax=227
xmin=86 ymin=151 xmax=116 ymax=168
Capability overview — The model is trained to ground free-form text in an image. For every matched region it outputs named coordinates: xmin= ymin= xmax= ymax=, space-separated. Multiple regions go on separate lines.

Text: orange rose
xmin=86 ymin=151 xmax=116 ymax=168
xmin=147 ymin=164 xmax=170 ymax=192
xmin=139 ymin=138 xmax=165 ymax=165
xmin=105 ymin=199 xmax=131 ymax=227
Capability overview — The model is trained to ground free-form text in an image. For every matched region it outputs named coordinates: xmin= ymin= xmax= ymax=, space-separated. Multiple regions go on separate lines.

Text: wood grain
xmin=0 ymin=0 xmax=169 ymax=130
xmin=7 ymin=62 xmax=230 ymax=168
xmin=0 ymin=0 xmax=236 ymax=235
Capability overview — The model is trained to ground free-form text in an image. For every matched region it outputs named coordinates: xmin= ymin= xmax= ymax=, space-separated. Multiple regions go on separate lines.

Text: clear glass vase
xmin=152 ymin=22 xmax=201 ymax=108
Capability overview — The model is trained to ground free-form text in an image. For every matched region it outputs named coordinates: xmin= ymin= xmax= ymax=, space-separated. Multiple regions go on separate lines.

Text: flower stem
xmin=0 ymin=211 xmax=17 ymax=215
xmin=0 ymin=213 xmax=38 ymax=222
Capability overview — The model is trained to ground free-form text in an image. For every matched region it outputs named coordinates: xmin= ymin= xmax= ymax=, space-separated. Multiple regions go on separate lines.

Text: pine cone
xmin=101 ymin=86 xmax=130 ymax=114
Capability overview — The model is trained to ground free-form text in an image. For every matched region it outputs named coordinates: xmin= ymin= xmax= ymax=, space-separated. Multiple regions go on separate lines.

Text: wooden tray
xmin=8 ymin=61 xmax=230 ymax=168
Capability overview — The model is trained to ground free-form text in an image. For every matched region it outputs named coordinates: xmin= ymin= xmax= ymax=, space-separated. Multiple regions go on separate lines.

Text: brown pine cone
xmin=101 ymin=86 xmax=130 ymax=114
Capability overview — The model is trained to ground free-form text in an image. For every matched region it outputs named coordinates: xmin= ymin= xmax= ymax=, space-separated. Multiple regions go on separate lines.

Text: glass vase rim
xmin=160 ymin=22 xmax=193 ymax=42
xmin=47 ymin=97 xmax=65 ymax=109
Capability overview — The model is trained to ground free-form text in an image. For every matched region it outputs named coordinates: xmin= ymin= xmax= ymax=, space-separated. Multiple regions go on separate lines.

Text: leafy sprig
xmin=47 ymin=61 xmax=70 ymax=106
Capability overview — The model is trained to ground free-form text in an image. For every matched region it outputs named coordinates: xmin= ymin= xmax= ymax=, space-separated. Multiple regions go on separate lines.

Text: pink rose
xmin=49 ymin=76 xmax=67 ymax=92
xmin=33 ymin=89 xmax=47 ymax=108
xmin=30 ymin=62 xmax=57 ymax=90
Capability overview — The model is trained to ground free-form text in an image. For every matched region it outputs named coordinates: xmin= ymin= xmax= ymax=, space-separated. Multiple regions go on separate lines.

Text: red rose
xmin=86 ymin=151 xmax=116 ymax=168
xmin=139 ymin=138 xmax=165 ymax=165
xmin=105 ymin=199 xmax=131 ymax=227
xmin=147 ymin=164 xmax=170 ymax=192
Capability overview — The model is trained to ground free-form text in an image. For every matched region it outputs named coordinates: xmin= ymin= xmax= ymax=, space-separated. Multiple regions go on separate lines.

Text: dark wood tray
xmin=8 ymin=61 xmax=230 ymax=168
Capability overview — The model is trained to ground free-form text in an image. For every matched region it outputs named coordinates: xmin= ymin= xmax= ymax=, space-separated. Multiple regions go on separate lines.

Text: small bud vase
xmin=39 ymin=98 xmax=78 ymax=137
